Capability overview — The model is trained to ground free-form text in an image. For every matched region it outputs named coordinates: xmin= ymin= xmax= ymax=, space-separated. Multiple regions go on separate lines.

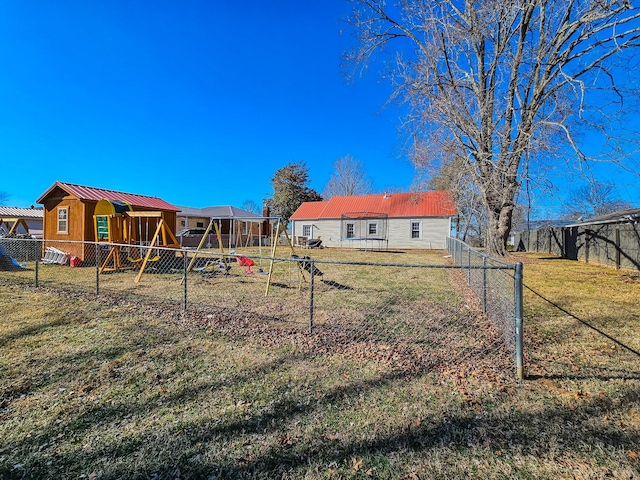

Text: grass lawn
xmin=0 ymin=249 xmax=638 ymax=479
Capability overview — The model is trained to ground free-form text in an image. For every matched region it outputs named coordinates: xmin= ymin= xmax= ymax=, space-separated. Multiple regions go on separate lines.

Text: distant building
xmin=290 ymin=191 xmax=456 ymax=250
xmin=566 ymin=208 xmax=640 ymax=227
xmin=176 ymin=205 xmax=271 ymax=248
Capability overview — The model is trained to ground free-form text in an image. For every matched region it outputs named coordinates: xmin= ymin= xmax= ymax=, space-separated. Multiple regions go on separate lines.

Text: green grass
xmin=0 ymin=249 xmax=639 ymax=479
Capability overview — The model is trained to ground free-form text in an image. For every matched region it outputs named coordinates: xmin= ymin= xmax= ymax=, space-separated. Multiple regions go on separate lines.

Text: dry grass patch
xmin=0 ymin=249 xmax=639 ymax=479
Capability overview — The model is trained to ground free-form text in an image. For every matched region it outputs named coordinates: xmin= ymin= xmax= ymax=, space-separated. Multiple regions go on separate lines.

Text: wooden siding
xmin=40 ymin=195 xmax=87 ymax=261
xmin=42 ymin=195 xmax=85 ymax=242
xmin=41 ymin=195 xmax=179 ymax=262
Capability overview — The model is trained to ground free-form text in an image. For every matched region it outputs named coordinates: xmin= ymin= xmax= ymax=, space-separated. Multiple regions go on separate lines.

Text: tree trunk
xmin=485 ymin=204 xmax=513 ymax=256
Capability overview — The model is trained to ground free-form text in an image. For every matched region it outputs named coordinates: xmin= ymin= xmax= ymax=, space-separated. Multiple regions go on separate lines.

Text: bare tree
xmin=348 ymin=0 xmax=640 ymax=255
xmin=322 ymin=155 xmax=373 ymax=199
xmin=241 ymin=199 xmax=261 ymax=215
xmin=567 ymin=181 xmax=631 ymax=219
xmin=423 ymin=156 xmax=487 ymax=243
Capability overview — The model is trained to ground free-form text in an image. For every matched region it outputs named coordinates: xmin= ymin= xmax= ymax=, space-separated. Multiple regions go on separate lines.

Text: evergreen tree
xmin=265 ymin=162 xmax=322 ymax=225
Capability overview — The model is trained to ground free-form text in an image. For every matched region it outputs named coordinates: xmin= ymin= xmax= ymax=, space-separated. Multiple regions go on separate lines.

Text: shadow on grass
xmin=0 ymin=316 xmax=73 ymax=348
xmin=6 ymin=359 xmax=637 ymax=479
xmin=320 ymin=279 xmax=353 ymax=290
xmin=524 ymin=284 xmax=640 ymax=360
xmin=2 ymin=278 xmax=639 ymax=478
xmin=206 ymin=384 xmax=640 ymax=479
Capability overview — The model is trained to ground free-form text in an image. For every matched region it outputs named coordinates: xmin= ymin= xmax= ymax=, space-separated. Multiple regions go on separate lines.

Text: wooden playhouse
xmin=37 ymin=181 xmax=181 ymax=264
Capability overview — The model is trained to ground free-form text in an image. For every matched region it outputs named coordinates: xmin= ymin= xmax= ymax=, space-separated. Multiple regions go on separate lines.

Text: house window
xmin=180 ymin=220 xmax=186 ymax=227
xmin=302 ymin=224 xmax=311 ymax=237
xmin=242 ymin=222 xmax=248 ymax=235
xmin=411 ymin=221 xmax=422 ymax=239
xmin=346 ymin=223 xmax=355 ymax=238
xmin=368 ymin=222 xmax=378 ymax=236
xmin=57 ymin=207 xmax=68 ymax=234
xmin=196 ymin=222 xmax=204 ymax=228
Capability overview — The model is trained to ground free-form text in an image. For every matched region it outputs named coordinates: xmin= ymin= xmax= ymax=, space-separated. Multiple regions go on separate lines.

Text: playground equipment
xmin=339 ymin=212 xmax=389 ymax=250
xmin=185 ymin=220 xmax=227 ymax=274
xmin=94 ymin=199 xmax=132 ymax=243
xmin=193 ymin=259 xmax=231 ymax=276
xmin=0 ymin=245 xmax=27 ymax=270
xmin=127 ymin=211 xmax=182 ymax=283
xmin=93 ymin=200 xmax=183 ymax=282
xmin=0 ymin=218 xmax=31 ymax=236
xmin=184 ymin=215 xmax=279 ymax=278
xmin=94 ymin=199 xmax=136 ymax=273
xmin=236 ymin=255 xmax=255 ymax=274
xmin=264 ymin=222 xmax=322 ymax=296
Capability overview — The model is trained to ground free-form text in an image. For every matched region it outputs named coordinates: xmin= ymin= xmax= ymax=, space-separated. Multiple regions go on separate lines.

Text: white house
xmin=290 ymin=191 xmax=456 ymax=250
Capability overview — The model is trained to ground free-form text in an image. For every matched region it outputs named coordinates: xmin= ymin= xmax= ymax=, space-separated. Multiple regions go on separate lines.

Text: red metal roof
xmin=36 ymin=181 xmax=180 ymax=212
xmin=290 ymin=191 xmax=456 ymax=220
xmin=290 ymin=201 xmax=329 ymax=219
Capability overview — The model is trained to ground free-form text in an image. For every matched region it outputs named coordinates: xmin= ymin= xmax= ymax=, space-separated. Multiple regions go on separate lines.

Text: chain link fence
xmin=1 ymin=237 xmax=521 ymax=378
xmin=447 ymin=237 xmax=524 ymax=379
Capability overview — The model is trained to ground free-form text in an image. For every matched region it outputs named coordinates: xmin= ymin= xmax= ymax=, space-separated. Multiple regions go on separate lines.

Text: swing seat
xmin=236 ymin=255 xmax=255 ymax=274
xmin=291 ymin=254 xmax=323 ymax=276
xmin=127 ymin=257 xmax=143 ymax=263
xmin=195 ymin=260 xmax=230 ymax=275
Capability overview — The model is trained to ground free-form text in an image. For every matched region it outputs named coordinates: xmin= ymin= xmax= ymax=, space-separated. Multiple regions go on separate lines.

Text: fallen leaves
xmin=277 ymin=432 xmax=294 ymax=447
xmin=403 ymin=474 xmax=420 ymax=480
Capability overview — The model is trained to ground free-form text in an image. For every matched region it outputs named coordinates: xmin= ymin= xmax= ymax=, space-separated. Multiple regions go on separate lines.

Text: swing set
xmin=182 ymin=216 xmax=321 ymax=295
xmin=93 ymin=201 xmax=322 ymax=290
xmin=93 ymin=199 xmax=183 ymax=283
xmin=183 ymin=220 xmax=229 ymax=279
xmin=264 ymin=221 xmax=323 ymax=296
xmin=184 ymin=214 xmax=276 ymax=276
xmin=0 ymin=218 xmax=31 ymax=236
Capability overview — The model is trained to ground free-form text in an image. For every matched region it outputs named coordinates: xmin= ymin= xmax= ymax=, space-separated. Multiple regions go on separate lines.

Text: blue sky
xmin=0 ymin=1 xmax=638 ymax=216
xmin=0 ymin=1 xmax=415 ymax=210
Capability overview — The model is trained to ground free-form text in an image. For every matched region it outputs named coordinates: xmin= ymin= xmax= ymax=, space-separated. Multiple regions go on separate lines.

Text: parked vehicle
xmin=177 ymin=228 xmax=214 ymax=247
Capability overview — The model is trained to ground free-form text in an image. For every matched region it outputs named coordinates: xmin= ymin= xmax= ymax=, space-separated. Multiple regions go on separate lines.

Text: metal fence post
xmin=183 ymin=250 xmax=188 ymax=312
xmin=514 ymin=262 xmax=524 ymax=380
xmin=482 ymin=256 xmax=487 ymax=314
xmin=95 ymin=243 xmax=100 ymax=295
xmin=308 ymin=259 xmax=315 ymax=334
xmin=35 ymin=254 xmax=39 ymax=287
xmin=467 ymin=246 xmax=471 ymax=286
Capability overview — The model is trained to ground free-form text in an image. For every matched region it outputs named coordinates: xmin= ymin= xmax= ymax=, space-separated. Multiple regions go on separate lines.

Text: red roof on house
xmin=291 ymin=201 xmax=330 ymax=220
xmin=36 ymin=181 xmax=180 ymax=212
xmin=290 ymin=191 xmax=456 ymax=220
